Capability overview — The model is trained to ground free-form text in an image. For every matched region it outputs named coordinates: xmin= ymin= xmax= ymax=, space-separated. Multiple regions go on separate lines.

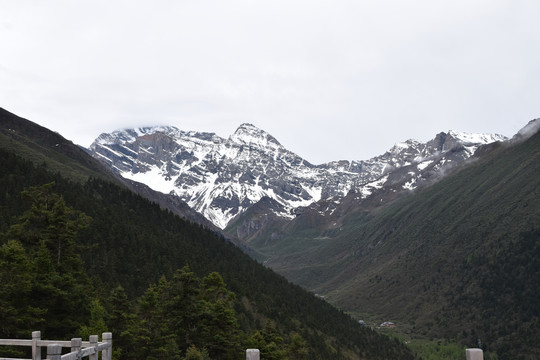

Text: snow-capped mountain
xmin=90 ymin=124 xmax=506 ymax=228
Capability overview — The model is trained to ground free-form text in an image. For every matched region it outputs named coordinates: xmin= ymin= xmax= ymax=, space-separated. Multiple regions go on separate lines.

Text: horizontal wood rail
xmin=0 ymin=332 xmax=112 ymax=360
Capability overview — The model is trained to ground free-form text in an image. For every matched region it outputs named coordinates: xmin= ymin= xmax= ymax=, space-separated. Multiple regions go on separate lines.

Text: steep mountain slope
xmin=0 ymin=108 xmax=217 ymax=230
xmin=242 ymin=121 xmax=540 ymax=358
xmin=0 ymin=108 xmax=414 ymax=359
xmin=0 ymin=107 xmax=118 ymax=183
xmin=90 ymin=123 xmax=505 ymax=229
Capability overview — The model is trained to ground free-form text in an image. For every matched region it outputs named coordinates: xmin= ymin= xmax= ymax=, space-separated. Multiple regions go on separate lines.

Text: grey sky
xmin=1 ymin=0 xmax=538 ymax=164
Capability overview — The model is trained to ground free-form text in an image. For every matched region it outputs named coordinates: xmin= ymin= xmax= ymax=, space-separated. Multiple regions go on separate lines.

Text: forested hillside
xmin=250 ymin=127 xmax=540 ymax=359
xmin=0 ymin=109 xmax=413 ymax=359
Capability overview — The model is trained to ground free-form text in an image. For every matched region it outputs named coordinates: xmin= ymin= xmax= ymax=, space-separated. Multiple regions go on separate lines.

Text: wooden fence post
xmin=466 ymin=348 xmax=483 ymax=360
xmin=89 ymin=335 xmax=98 ymax=360
xmin=102 ymin=332 xmax=112 ymax=360
xmin=32 ymin=331 xmax=41 ymax=360
xmin=246 ymin=349 xmax=260 ymax=360
xmin=46 ymin=344 xmax=62 ymax=360
xmin=71 ymin=338 xmax=82 ymax=358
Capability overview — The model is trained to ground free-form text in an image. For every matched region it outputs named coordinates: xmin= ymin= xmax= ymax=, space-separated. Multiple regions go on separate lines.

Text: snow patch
xmin=449 ymin=130 xmax=507 ymax=144
xmin=122 ymin=165 xmax=177 ymax=194
xmin=417 ymin=160 xmax=433 ymax=171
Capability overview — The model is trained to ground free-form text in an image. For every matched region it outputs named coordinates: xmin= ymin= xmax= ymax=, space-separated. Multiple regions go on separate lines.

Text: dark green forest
xmin=0 ymin=143 xmax=413 ymax=360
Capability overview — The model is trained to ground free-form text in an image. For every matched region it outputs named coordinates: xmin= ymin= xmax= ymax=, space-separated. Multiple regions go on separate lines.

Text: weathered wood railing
xmin=0 ymin=331 xmax=112 ymax=360
xmin=1 ymin=332 xmax=482 ymax=359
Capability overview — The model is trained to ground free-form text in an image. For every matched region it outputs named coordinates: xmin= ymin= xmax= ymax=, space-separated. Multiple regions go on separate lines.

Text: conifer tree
xmin=106 ymin=285 xmax=134 ymax=360
xmin=0 ymin=240 xmax=45 ymax=339
xmin=1 ymin=183 xmax=94 ymax=338
xmin=198 ymin=272 xmax=241 ymax=359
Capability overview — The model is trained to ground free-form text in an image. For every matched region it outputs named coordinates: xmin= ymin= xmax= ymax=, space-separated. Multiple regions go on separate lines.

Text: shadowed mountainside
xmin=0 ymin=107 xmax=414 ymax=359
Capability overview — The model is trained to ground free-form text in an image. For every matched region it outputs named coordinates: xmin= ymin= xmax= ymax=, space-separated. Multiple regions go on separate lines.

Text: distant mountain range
xmin=3 ymin=106 xmax=539 ymax=358
xmin=90 ymin=123 xmax=506 ymax=229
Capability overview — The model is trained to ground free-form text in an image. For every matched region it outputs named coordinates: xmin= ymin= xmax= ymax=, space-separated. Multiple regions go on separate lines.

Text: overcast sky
xmin=1 ymin=1 xmax=538 ymax=164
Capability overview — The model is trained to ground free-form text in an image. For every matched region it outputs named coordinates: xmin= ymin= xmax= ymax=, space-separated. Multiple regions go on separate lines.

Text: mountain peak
xmin=89 ymin=121 xmax=514 ymax=229
xmin=90 ymin=126 xmax=181 ymax=149
xmin=514 ymin=118 xmax=540 ymax=141
xmin=236 ymin=123 xmax=259 ymax=131
xmin=388 ymin=139 xmax=420 ymax=154
xmin=229 ymin=123 xmax=281 ymax=148
xmin=446 ymin=130 xmax=507 ymax=145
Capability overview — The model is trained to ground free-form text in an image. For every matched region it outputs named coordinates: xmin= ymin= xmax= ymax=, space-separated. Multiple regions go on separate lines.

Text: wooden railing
xmin=1 ymin=332 xmax=482 ymax=359
xmin=0 ymin=331 xmax=112 ymax=360
xmin=246 ymin=348 xmax=483 ymax=360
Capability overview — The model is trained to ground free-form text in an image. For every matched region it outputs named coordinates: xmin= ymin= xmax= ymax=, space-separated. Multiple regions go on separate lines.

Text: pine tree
xmin=286 ymin=333 xmax=308 ymax=360
xmin=1 ymin=183 xmax=94 ymax=338
xmin=0 ymin=240 xmax=46 ymax=339
xmin=106 ymin=285 xmax=134 ymax=360
xmin=198 ymin=272 xmax=242 ymax=359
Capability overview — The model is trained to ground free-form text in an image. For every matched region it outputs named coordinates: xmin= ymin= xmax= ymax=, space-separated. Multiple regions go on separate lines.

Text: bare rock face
xmin=90 ymin=123 xmax=506 ymax=229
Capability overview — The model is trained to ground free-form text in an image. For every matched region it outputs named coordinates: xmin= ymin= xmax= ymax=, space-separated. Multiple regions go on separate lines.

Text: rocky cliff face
xmin=90 ymin=124 xmax=506 ymax=228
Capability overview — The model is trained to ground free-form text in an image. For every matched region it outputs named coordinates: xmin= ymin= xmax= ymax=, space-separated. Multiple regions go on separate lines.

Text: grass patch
xmin=406 ymin=338 xmax=466 ymax=360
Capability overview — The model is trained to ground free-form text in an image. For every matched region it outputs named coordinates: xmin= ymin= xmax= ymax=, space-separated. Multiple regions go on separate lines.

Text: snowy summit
xmin=90 ymin=124 xmax=507 ymax=228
